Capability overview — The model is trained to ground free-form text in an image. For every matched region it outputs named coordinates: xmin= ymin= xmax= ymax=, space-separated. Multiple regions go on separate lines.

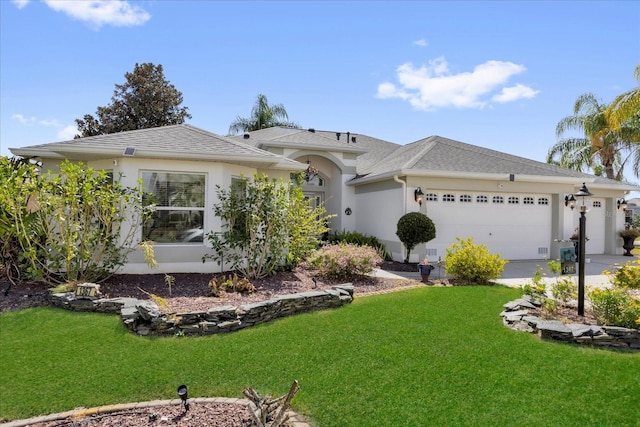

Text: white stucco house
xmin=10 ymin=124 xmax=639 ymax=274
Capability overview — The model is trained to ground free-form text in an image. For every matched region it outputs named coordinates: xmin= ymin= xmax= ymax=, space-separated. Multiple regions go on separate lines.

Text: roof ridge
xmin=401 ymin=136 xmax=438 ymax=169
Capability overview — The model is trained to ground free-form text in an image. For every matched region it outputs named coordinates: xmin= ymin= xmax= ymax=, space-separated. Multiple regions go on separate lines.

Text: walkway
xmin=375 ymin=254 xmax=638 ymax=289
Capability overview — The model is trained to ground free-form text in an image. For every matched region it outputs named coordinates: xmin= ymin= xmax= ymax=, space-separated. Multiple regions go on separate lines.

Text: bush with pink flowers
xmin=308 ymin=243 xmax=383 ymax=280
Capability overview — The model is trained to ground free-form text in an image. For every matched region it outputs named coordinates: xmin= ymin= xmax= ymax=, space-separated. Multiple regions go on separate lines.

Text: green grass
xmin=2 ymin=286 xmax=639 ymax=426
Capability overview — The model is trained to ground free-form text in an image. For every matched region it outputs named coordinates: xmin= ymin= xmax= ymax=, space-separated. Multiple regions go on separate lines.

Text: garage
xmin=423 ymin=192 xmax=552 ymax=260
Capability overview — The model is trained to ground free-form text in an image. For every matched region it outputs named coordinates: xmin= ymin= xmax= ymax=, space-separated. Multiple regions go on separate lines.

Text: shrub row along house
xmin=10 ymin=124 xmax=638 ymax=274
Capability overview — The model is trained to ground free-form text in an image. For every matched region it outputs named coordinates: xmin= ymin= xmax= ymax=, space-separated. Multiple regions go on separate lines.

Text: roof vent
xmin=123 ymin=147 xmax=136 ymax=156
xmin=308 ymin=128 xmax=315 ymax=133
xmin=336 ymin=132 xmax=341 ymax=140
xmin=346 ymin=132 xmax=350 ymax=143
xmin=243 ymin=133 xmax=250 ymax=139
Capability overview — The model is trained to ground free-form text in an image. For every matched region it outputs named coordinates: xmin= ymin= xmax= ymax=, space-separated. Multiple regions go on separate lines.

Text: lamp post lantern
xmin=571 ymin=183 xmax=592 ymax=316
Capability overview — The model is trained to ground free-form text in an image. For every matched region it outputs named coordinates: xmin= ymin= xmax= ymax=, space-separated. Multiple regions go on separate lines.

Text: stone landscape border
xmin=501 ymin=295 xmax=639 ymax=351
xmin=0 ymin=397 xmax=310 ymax=427
xmin=48 ymin=284 xmax=354 ymax=336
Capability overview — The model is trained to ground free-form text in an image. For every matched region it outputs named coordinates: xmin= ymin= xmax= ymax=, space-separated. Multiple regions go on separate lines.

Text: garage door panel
xmin=424 ymin=193 xmax=551 ymax=260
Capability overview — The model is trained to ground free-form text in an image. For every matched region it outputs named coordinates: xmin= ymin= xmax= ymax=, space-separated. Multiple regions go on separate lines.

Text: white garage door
xmin=424 ymin=192 xmax=552 ymax=261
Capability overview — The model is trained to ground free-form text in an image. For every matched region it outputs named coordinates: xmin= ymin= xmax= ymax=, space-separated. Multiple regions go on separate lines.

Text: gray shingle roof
xmin=11 ymin=124 xmax=304 ymax=169
xmin=231 ymin=128 xmax=367 ymax=153
xmin=360 ymin=135 xmax=596 ymax=179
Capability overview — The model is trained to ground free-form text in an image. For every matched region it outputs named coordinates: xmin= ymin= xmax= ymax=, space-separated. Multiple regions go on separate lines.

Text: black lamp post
xmin=565 ymin=183 xmax=592 ymax=316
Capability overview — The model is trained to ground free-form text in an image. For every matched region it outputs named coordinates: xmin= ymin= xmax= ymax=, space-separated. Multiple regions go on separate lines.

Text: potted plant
xmin=418 ymin=258 xmax=435 ymax=283
xmin=619 ymin=226 xmax=640 ymax=256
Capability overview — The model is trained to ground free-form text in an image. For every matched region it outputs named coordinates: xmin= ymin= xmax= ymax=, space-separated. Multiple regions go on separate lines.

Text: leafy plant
xmin=327 ymin=230 xmax=391 ymax=261
xmin=444 ymin=237 xmax=507 ymax=284
xmin=395 ymin=212 xmax=436 ymax=263
xmin=588 ymin=287 xmax=640 ymax=329
xmin=1 ymin=159 xmax=151 ymax=285
xmin=307 ymin=243 xmax=382 ymax=280
xmin=204 ymin=174 xmax=331 ymax=279
xmin=0 ymin=157 xmax=43 ymax=288
xmin=522 ymin=268 xmax=547 ymax=300
xmin=550 ymin=277 xmax=577 ymax=304
xmin=610 ymin=259 xmax=640 ymax=289
xmin=208 ymin=274 xmax=255 ymax=296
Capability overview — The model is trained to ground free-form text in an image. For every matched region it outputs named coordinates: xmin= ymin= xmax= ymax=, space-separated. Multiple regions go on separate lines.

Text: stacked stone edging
xmin=501 ymin=295 xmax=640 ymax=351
xmin=48 ymin=284 xmax=354 ymax=336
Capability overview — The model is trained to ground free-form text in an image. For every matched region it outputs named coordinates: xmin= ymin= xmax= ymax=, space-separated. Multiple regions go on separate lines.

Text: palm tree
xmin=548 ymin=93 xmax=640 ymax=180
xmin=606 ymin=65 xmax=640 ymax=131
xmin=228 ymin=94 xmax=298 ymax=134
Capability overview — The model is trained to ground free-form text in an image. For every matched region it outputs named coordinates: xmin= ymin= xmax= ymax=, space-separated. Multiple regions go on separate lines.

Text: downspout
xmin=393 ymin=175 xmax=407 ymax=214
xmin=394 ymin=175 xmax=407 ymax=262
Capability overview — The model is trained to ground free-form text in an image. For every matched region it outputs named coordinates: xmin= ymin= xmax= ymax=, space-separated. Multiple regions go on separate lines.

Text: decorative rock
xmin=501 ymin=297 xmax=639 ymax=351
xmin=48 ymin=283 xmax=354 ymax=337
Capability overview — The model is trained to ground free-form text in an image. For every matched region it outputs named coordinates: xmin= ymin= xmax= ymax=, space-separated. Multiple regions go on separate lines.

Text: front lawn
xmin=1 ymin=286 xmax=639 ymax=426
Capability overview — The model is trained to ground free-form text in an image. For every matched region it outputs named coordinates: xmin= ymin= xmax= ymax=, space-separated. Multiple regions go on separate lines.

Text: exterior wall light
xmin=414 ymin=187 xmax=425 ymax=206
xmin=617 ymin=198 xmax=628 ymax=210
xmin=564 ymin=194 xmax=576 ymax=209
xmin=177 ymin=384 xmax=189 ymax=411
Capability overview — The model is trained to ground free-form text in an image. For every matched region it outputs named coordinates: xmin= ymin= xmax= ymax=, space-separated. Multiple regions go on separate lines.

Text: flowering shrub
xmin=610 ymin=259 xmax=640 ymax=289
xmin=588 ymin=287 xmax=640 ymax=329
xmin=444 ymin=237 xmax=507 ymax=284
xmin=308 ymin=243 xmax=383 ymax=280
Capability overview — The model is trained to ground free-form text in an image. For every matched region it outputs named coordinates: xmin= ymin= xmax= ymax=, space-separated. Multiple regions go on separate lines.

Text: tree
xmin=547 ymin=93 xmax=640 ymax=180
xmin=395 ymin=212 xmax=436 ymax=263
xmin=203 ymin=174 xmax=330 ymax=279
xmin=606 ymin=65 xmax=640 ymax=131
xmin=228 ymin=94 xmax=298 ymax=135
xmin=75 ymin=63 xmax=191 ymax=137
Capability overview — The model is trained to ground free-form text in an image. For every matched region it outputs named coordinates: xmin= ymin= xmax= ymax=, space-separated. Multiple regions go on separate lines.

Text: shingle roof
xmin=11 ymin=124 xmax=304 ymax=169
xmin=360 ymin=135 xmax=595 ymax=179
xmin=231 ymin=127 xmax=367 ymax=153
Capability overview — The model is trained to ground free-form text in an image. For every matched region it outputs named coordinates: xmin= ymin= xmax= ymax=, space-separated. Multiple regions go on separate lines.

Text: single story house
xmin=10 ymin=124 xmax=638 ymax=274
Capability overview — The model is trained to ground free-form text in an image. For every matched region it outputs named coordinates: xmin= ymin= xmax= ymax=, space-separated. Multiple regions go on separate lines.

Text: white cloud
xmin=43 ymin=0 xmax=151 ymax=28
xmin=58 ymin=125 xmax=80 ymax=140
xmin=39 ymin=119 xmax=61 ymax=127
xmin=377 ymin=57 xmax=538 ymax=110
xmin=11 ymin=0 xmax=30 ymax=9
xmin=413 ymin=39 xmax=428 ymax=47
xmin=492 ymin=84 xmax=540 ymax=103
xmin=13 ymin=113 xmax=78 ymax=139
xmin=12 ymin=113 xmax=35 ymax=124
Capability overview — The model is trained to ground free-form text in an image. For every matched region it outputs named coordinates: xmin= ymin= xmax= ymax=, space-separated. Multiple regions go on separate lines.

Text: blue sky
xmin=1 ymin=1 xmax=639 ymax=186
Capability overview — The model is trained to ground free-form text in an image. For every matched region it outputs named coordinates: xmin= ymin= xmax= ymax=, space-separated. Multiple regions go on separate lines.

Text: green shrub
xmin=327 ymin=230 xmax=391 ymax=261
xmin=307 ymin=243 xmax=383 ymax=280
xmin=396 ymin=212 xmax=436 ymax=263
xmin=522 ymin=268 xmax=547 ymax=300
xmin=550 ymin=277 xmax=577 ymax=304
xmin=204 ymin=174 xmax=331 ymax=279
xmin=610 ymin=259 xmax=640 ymax=289
xmin=588 ymin=287 xmax=640 ymax=329
xmin=444 ymin=237 xmax=507 ymax=284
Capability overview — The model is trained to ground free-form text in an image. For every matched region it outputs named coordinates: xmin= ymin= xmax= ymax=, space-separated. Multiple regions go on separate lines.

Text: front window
xmin=142 ymin=172 xmax=205 ymax=243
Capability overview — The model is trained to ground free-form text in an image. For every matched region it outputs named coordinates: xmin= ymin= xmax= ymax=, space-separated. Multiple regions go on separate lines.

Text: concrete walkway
xmin=375 ymin=254 xmax=639 ymax=289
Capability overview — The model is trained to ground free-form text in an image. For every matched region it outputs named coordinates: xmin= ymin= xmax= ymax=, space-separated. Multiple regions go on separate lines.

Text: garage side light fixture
xmin=564 ymin=194 xmax=576 ymax=210
xmin=617 ymin=198 xmax=627 ymax=210
xmin=414 ymin=187 xmax=425 ymax=206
